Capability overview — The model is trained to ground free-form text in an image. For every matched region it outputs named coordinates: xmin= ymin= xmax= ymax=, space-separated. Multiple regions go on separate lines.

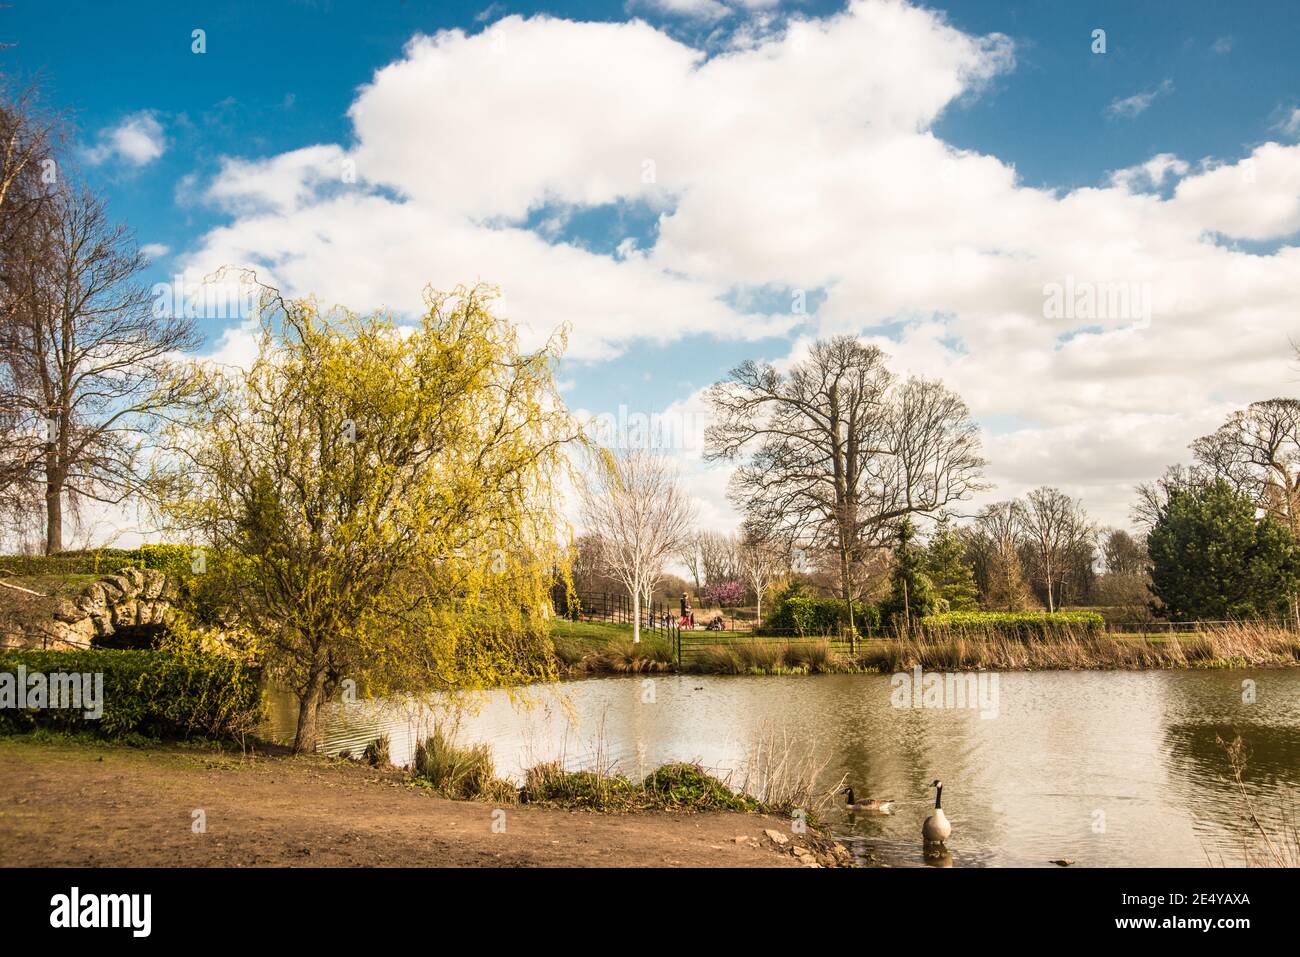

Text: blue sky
xmin=5 ymin=0 xmax=1300 ymax=529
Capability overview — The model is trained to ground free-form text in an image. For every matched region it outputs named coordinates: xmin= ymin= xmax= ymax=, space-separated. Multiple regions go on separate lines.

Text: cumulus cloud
xmin=84 ymin=111 xmax=166 ymax=167
xmin=177 ymin=0 xmax=1300 ymax=528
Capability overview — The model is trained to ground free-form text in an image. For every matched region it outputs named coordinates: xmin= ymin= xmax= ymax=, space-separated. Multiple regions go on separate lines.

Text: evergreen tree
xmin=1147 ymin=478 xmax=1300 ymax=621
xmin=924 ymin=514 xmax=980 ymax=612
xmin=881 ymin=519 xmax=938 ymax=631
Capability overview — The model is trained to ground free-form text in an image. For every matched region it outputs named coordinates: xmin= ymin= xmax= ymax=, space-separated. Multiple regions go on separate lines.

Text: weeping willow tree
xmin=153 ymin=282 xmax=576 ymax=752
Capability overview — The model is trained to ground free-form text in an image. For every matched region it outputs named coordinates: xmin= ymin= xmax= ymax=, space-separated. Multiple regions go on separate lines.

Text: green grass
xmin=1 ymin=573 xmax=101 ymax=598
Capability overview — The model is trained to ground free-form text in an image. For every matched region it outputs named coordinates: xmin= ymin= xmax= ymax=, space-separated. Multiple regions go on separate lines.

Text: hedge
xmin=920 ymin=610 xmax=1106 ymax=639
xmin=761 ymin=595 xmax=881 ymax=636
xmin=0 ymin=545 xmax=203 ymax=578
xmin=0 ymin=648 xmax=263 ymax=740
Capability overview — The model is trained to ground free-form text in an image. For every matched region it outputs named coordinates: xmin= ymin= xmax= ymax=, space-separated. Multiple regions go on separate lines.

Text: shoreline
xmin=557 ymin=626 xmax=1300 ymax=677
xmin=0 ymin=736 xmax=844 ymax=868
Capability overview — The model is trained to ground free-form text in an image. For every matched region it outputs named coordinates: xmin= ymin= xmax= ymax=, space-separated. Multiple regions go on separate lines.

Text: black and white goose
xmin=840 ymin=787 xmax=893 ymax=814
xmin=922 ymin=779 xmax=952 ymax=844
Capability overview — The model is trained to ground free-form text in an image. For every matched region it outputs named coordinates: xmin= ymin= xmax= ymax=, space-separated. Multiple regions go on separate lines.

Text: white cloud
xmin=630 ymin=0 xmax=731 ymax=20
xmin=178 ymin=0 xmax=1300 ymax=530
xmin=1106 ymin=79 xmax=1173 ymax=119
xmin=84 ymin=111 xmax=166 ymax=167
xmin=1109 ymin=153 xmax=1188 ymax=191
xmin=1278 ymin=107 xmax=1300 ymax=139
xmin=140 ymin=243 xmax=170 ymax=259
xmin=1211 ymin=36 xmax=1234 ymax=55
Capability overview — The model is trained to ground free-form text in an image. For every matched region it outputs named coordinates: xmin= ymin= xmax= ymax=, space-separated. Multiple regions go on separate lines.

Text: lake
xmin=265 ymin=669 xmax=1300 ymax=867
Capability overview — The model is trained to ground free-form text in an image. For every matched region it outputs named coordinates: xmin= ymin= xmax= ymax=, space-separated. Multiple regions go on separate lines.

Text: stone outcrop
xmin=2 ymin=567 xmax=179 ymax=650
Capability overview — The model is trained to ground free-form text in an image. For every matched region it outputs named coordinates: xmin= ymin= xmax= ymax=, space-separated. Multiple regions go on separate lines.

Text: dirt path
xmin=0 ymin=738 xmax=807 ymax=867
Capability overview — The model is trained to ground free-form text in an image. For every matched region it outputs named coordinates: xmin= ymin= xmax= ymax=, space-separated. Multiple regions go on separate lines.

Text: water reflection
xmin=265 ymin=670 xmax=1300 ymax=867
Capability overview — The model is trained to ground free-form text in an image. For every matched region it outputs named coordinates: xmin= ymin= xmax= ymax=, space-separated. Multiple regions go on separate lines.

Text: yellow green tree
xmin=153 ymin=282 xmax=576 ymax=752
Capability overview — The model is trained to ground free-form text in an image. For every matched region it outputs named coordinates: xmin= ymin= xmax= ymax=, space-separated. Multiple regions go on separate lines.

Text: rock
xmin=7 ymin=566 xmax=182 ymax=650
xmin=764 ymin=829 xmax=789 ymax=846
xmin=141 ymin=568 xmax=165 ymax=600
xmin=100 ymin=575 xmax=131 ymax=600
xmin=111 ymin=600 xmax=139 ymax=628
xmin=52 ymin=599 xmax=81 ymax=623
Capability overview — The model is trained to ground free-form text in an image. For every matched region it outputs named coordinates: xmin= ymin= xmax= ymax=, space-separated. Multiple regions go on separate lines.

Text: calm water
xmin=265 ymin=670 xmax=1300 ymax=867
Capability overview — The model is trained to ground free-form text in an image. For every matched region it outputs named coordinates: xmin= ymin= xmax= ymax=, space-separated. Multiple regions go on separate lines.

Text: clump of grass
xmin=362 ymin=733 xmax=390 ymax=768
xmin=783 ymin=639 xmax=830 ymax=672
xmin=642 ymin=762 xmax=759 ymax=811
xmin=518 ymin=758 xmax=772 ymax=814
xmin=412 ymin=725 xmax=513 ymax=801
xmin=519 ymin=760 xmax=642 ymax=810
xmin=687 ymin=638 xmax=840 ymax=675
xmin=599 ymin=637 xmax=676 ymax=673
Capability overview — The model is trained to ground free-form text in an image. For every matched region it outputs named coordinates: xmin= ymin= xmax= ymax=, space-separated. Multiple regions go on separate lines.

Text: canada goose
xmin=922 ymin=779 xmax=952 ymax=844
xmin=840 ymin=787 xmax=893 ymax=814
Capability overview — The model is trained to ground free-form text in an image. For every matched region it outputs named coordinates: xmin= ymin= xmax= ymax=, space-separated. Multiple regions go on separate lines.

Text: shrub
xmin=0 ymin=647 xmax=263 ymax=739
xmin=642 ymin=763 xmax=758 ymax=811
xmin=520 ymin=761 xmax=641 ymax=810
xmin=519 ymin=760 xmax=758 ymax=813
xmin=762 ymin=595 xmax=880 ymax=636
xmin=920 ymin=610 xmax=1105 ymax=639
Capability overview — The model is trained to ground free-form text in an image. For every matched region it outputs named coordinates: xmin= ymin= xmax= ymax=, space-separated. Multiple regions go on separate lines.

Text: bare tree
xmin=1102 ymin=529 xmax=1147 ymax=576
xmin=1192 ymin=398 xmax=1300 ymax=624
xmin=0 ymin=81 xmax=60 ymax=531
xmin=738 ymin=529 xmax=786 ymax=623
xmin=1133 ymin=463 xmax=1213 ymax=530
xmin=1021 ymin=487 xmax=1096 ymax=612
xmin=705 ymin=337 xmax=985 ymax=630
xmin=1193 ymin=399 xmax=1300 ymax=533
xmin=678 ymin=535 xmax=703 ymax=595
xmin=0 ymin=184 xmax=198 ymax=552
xmin=699 ymin=529 xmax=741 ymax=585
xmin=579 ymin=449 xmax=697 ymax=643
xmin=967 ymin=501 xmax=1035 ymax=610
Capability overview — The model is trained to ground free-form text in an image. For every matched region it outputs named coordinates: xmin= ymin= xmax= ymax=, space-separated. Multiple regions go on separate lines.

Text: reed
xmin=850 ymin=621 xmax=1300 ymax=672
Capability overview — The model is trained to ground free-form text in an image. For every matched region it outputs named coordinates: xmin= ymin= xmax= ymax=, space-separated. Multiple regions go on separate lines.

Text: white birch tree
xmin=580 ymin=449 xmax=696 ymax=643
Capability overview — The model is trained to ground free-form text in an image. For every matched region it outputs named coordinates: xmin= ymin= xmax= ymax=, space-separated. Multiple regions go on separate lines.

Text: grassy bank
xmin=553 ymin=619 xmax=1300 ymax=674
xmin=402 ymin=722 xmax=840 ymax=827
xmin=0 ymin=734 xmax=841 ymax=868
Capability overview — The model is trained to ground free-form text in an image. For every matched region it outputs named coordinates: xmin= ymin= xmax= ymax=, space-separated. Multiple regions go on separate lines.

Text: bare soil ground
xmin=0 ymin=737 xmax=807 ymax=867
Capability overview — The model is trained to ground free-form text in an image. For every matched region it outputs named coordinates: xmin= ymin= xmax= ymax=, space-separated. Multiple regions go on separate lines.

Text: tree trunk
xmin=1045 ymin=567 xmax=1055 ymax=612
xmin=632 ymin=589 xmax=641 ymax=644
xmin=293 ymin=671 xmax=327 ymax=754
xmin=839 ymin=543 xmax=855 ymax=649
xmin=44 ymin=466 xmax=63 ymax=555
